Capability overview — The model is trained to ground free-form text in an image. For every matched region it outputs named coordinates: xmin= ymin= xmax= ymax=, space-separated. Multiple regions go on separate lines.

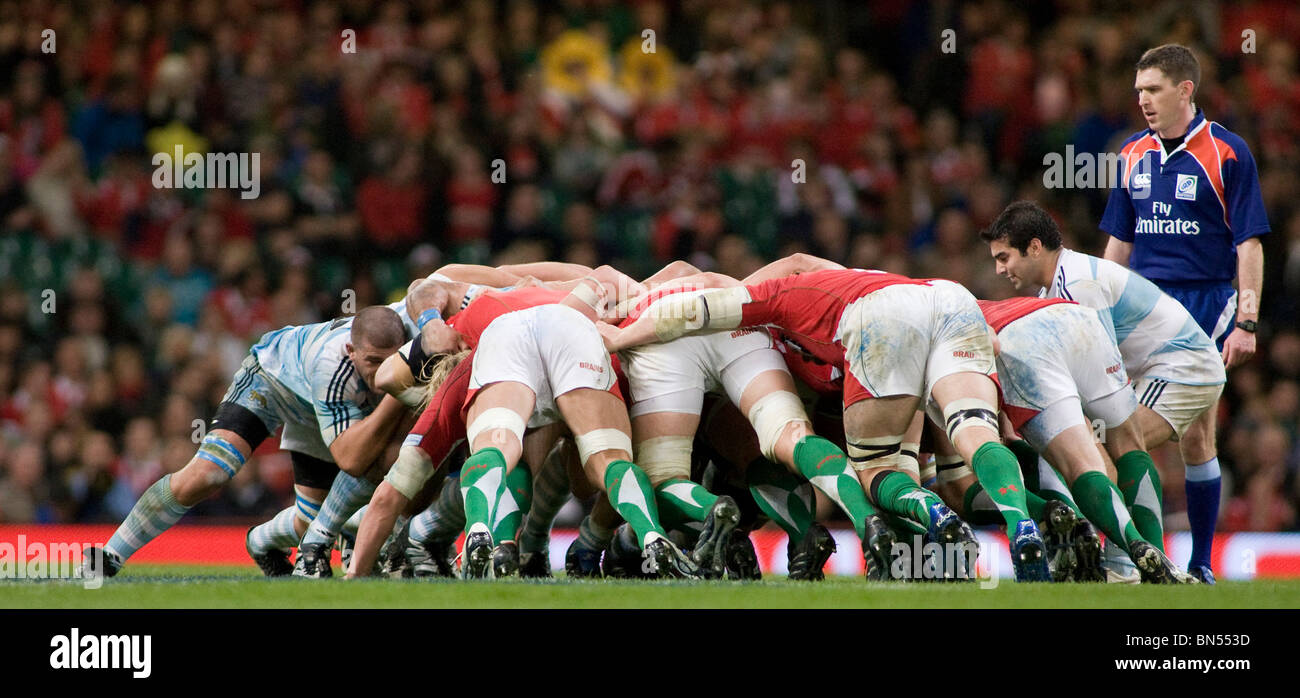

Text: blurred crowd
xmin=0 ymin=0 xmax=1296 ymax=531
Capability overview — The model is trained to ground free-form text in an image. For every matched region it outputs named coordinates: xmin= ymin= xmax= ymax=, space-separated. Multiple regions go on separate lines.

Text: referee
xmin=1100 ymin=44 xmax=1270 ymax=584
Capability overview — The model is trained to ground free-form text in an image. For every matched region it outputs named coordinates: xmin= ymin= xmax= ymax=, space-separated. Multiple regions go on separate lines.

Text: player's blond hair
xmin=419 ymin=349 xmax=471 ymax=409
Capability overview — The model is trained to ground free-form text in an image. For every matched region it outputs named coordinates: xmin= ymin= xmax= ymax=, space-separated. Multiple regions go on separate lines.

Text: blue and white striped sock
xmin=300 ymin=473 xmax=375 ymax=548
xmin=248 ymin=506 xmax=301 ymax=554
xmin=409 ymin=477 xmax=464 ymax=545
xmin=342 ymin=505 xmax=367 ymax=539
xmin=105 ymin=474 xmax=190 ymax=562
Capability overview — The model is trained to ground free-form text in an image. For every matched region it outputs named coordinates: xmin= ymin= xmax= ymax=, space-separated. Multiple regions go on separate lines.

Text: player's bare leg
xmin=735 ymin=369 xmax=903 ymax=580
xmin=459 ymin=381 xmax=534 ymax=578
xmin=555 ymin=387 xmax=699 ymax=578
xmin=1041 ymin=423 xmax=1192 ymax=584
xmin=929 ymin=371 xmax=1050 ymax=581
xmin=89 ymin=428 xmax=254 ymax=578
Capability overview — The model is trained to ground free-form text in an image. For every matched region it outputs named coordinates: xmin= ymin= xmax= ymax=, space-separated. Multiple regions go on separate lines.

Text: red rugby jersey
xmin=977 ymin=297 xmax=1074 ymax=333
xmin=741 ymin=269 xmax=926 ymax=367
xmin=449 ymin=287 xmax=569 ymax=346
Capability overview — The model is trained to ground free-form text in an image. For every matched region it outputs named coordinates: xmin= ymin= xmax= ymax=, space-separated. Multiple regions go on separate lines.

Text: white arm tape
xmin=466 ymin=407 xmax=527 ymax=449
xmin=569 ymin=277 xmax=605 ymax=313
xmin=385 ymin=445 xmax=435 ymax=500
xmin=746 ymin=390 xmax=808 ymax=462
xmin=633 ymin=435 xmax=694 ymax=485
xmin=574 ymin=428 xmax=633 ymax=465
xmin=396 ymin=386 xmax=426 ymax=410
xmin=649 ymin=287 xmax=751 ymax=343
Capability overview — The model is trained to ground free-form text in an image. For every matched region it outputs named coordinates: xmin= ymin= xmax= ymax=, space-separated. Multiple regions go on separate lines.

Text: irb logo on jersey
xmin=1176 ymin=174 xmax=1198 ymax=201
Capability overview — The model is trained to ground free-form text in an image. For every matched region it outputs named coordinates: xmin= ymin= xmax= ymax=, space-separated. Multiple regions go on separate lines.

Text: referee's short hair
xmin=1137 ymin=44 xmax=1200 ymax=99
xmin=980 ymin=201 xmax=1062 ymax=253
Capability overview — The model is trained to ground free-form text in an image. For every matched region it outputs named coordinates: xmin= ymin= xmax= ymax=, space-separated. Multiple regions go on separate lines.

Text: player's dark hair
xmin=1137 ymin=44 xmax=1200 ymax=99
xmin=351 ymin=306 xmax=406 ymax=349
xmin=979 ymin=201 xmax=1062 ymax=253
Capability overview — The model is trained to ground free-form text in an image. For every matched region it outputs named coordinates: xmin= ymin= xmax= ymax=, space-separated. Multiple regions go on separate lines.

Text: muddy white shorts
xmin=996 ymin=302 xmax=1137 ymax=449
xmin=468 ymin=304 xmax=616 ymax=426
xmin=622 ymin=327 xmax=789 ymax=418
xmin=837 ymin=279 xmax=996 ymax=405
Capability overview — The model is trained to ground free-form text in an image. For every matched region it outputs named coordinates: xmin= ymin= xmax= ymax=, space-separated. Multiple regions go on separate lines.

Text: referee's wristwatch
xmin=1236 ymin=319 xmax=1258 ymax=333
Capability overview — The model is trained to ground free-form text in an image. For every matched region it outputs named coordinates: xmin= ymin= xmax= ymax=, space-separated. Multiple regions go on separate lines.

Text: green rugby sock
xmin=868 ymin=470 xmax=941 ymax=530
xmin=654 ymin=479 xmax=717 ymax=531
xmin=793 ymin=435 xmax=878 ymax=539
xmin=460 ymin=448 xmax=508 ymax=538
xmin=960 ymin=483 xmax=1010 ymax=526
xmin=603 ymin=460 xmax=667 ymax=547
xmin=971 ymin=442 xmax=1030 ymax=536
xmin=1021 ymin=453 xmax=1084 ymax=519
xmin=1071 ymin=471 xmax=1145 ymax=553
xmin=1115 ymin=450 xmax=1165 ymax=552
xmin=746 ymin=457 xmax=814 ymax=539
xmin=491 ymin=463 xmax=532 ymax=543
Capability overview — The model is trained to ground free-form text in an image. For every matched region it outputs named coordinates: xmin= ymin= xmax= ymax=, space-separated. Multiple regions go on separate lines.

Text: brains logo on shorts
xmin=578 ymin=361 xmax=605 ymax=374
xmin=952 ymin=350 xmax=977 ymax=359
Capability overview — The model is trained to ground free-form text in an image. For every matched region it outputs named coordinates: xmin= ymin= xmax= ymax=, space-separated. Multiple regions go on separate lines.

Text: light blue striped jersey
xmin=1039 ymin=248 xmax=1225 ymax=386
xmin=250 ymin=300 xmax=416 ymax=446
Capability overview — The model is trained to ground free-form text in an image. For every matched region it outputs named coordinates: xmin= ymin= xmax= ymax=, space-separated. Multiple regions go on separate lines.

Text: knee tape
xmin=197 ymin=433 xmax=247 ymax=480
xmin=466 ymin=407 xmax=527 ymax=450
xmin=747 ymin=390 xmax=809 ymax=462
xmin=942 ymin=398 xmax=1000 ymax=443
xmin=846 ymin=434 xmax=910 ymax=474
xmin=633 ymin=436 xmax=694 ymax=485
xmin=899 ymin=441 xmax=920 ymax=481
xmin=384 ymin=445 xmax=436 ymax=500
xmin=574 ymin=428 xmax=634 ymax=465
xmin=935 ymin=454 xmax=973 ymax=485
xmin=294 ymin=486 xmax=324 ymax=525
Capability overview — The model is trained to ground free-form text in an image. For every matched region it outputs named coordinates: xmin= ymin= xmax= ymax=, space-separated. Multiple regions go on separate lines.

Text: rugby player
xmin=292 ymin=262 xmax=637 ymax=577
xmin=350 ymin=280 xmax=700 ymax=578
xmin=600 ymin=269 xmax=1053 ymax=581
xmin=83 ymin=295 xmax=434 ymax=578
xmin=983 ymin=200 xmax=1226 ymax=580
xmin=1099 ymin=45 xmax=1270 ymax=583
xmin=976 ymin=296 xmax=1195 ymax=583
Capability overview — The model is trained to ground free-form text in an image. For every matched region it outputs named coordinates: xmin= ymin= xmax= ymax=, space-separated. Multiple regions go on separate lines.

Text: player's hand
xmin=595 ymin=321 xmax=623 ymax=352
xmin=1221 ymin=327 xmax=1256 ymax=369
xmin=514 ymin=275 xmax=542 ymax=288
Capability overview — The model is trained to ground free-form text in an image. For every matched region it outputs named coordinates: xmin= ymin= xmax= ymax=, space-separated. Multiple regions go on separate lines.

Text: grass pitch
xmin=4 ymin=564 xmax=1299 ymax=609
